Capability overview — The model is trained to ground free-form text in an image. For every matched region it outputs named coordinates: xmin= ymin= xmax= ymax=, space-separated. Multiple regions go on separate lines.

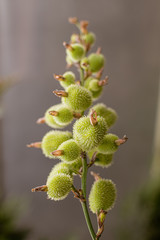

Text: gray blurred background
xmin=0 ymin=0 xmax=160 ymax=239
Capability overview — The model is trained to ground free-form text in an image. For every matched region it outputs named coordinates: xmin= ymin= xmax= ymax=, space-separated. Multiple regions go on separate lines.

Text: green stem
xmin=81 ymin=153 xmax=96 ymax=240
xmin=80 ymin=68 xmax=84 ymax=86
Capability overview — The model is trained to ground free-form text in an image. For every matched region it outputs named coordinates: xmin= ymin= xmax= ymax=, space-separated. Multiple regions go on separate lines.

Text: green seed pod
xmin=56 ymin=139 xmax=81 ymax=163
xmin=47 ymin=163 xmax=72 ymax=181
xmin=67 ymin=156 xmax=82 ymax=174
xmin=90 ymin=103 xmax=118 ymax=128
xmin=88 ymin=53 xmax=105 ymax=73
xmin=82 ymin=32 xmax=95 ymax=45
xmin=66 ymin=43 xmax=85 ymax=62
xmin=89 ymin=179 xmax=116 ymax=213
xmin=41 ymin=130 xmax=72 ymax=159
xmin=73 ymin=116 xmax=107 ymax=151
xmin=49 ymin=105 xmax=73 ymax=127
xmin=60 ymin=71 xmax=75 ymax=89
xmin=66 ymin=55 xmax=73 ymax=66
xmin=47 ymin=173 xmax=73 ymax=201
xmin=62 ymin=84 xmax=92 ymax=112
xmin=97 ymin=133 xmax=119 ymax=154
xmin=84 ymin=77 xmax=103 ymax=100
xmin=80 ymin=57 xmax=89 ymax=70
xmin=45 ymin=104 xmax=64 ymax=129
xmin=70 ymin=33 xmax=79 ymax=43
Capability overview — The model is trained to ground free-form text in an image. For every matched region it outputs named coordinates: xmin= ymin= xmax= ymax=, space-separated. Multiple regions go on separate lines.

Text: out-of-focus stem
xmin=151 ymin=77 xmax=160 ymax=182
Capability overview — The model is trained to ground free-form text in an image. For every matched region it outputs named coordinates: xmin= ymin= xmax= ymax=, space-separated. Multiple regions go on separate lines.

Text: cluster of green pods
xmin=29 ymin=18 xmax=127 ymax=221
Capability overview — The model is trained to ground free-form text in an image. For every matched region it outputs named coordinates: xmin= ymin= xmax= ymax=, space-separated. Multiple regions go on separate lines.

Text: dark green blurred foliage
xmin=0 ymin=202 xmax=30 ymax=240
xmin=117 ymin=182 xmax=160 ymax=240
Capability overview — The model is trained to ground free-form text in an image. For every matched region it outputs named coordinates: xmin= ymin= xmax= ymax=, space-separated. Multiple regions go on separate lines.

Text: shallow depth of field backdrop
xmin=0 ymin=1 xmax=160 ymax=240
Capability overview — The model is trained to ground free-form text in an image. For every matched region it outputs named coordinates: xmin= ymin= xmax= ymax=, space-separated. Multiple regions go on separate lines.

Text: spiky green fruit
xmin=50 ymin=105 xmax=73 ymax=126
xmin=88 ymin=53 xmax=105 ymax=73
xmin=80 ymin=57 xmax=89 ymax=70
xmin=62 ymin=84 xmax=92 ymax=112
xmin=47 ymin=173 xmax=73 ymax=200
xmin=41 ymin=130 xmax=72 ymax=159
xmin=84 ymin=77 xmax=103 ymax=100
xmin=45 ymin=104 xmax=63 ymax=129
xmin=67 ymin=156 xmax=82 ymax=174
xmin=82 ymin=32 xmax=95 ymax=45
xmin=97 ymin=133 xmax=119 ymax=154
xmin=89 ymin=179 xmax=116 ymax=213
xmin=90 ymin=103 xmax=118 ymax=128
xmin=57 ymin=139 xmax=81 ymax=163
xmin=73 ymin=116 xmax=107 ymax=151
xmin=60 ymin=71 xmax=75 ymax=89
xmin=66 ymin=43 xmax=85 ymax=62
xmin=47 ymin=163 xmax=72 ymax=181
xmin=66 ymin=55 xmax=73 ymax=66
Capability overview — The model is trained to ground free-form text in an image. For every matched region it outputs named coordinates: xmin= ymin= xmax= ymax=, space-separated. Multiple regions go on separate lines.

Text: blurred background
xmin=0 ymin=0 xmax=160 ymax=239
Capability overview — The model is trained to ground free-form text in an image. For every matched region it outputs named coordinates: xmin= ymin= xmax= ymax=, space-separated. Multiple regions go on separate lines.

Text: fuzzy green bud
xmin=47 ymin=173 xmax=73 ymax=200
xmin=49 ymin=104 xmax=73 ymax=127
xmin=82 ymin=32 xmax=95 ymax=45
xmin=66 ymin=43 xmax=85 ymax=62
xmin=70 ymin=33 xmax=80 ymax=43
xmin=97 ymin=133 xmax=119 ymax=154
xmin=80 ymin=57 xmax=89 ymax=70
xmin=84 ymin=77 xmax=103 ymax=100
xmin=89 ymin=179 xmax=116 ymax=213
xmin=61 ymin=71 xmax=75 ymax=89
xmin=47 ymin=163 xmax=72 ymax=181
xmin=41 ymin=130 xmax=72 ymax=159
xmin=88 ymin=53 xmax=105 ymax=73
xmin=45 ymin=104 xmax=64 ymax=129
xmin=90 ymin=103 xmax=118 ymax=128
xmin=73 ymin=116 xmax=107 ymax=151
xmin=55 ymin=139 xmax=81 ymax=163
xmin=62 ymin=84 xmax=92 ymax=112
xmin=88 ymin=151 xmax=113 ymax=168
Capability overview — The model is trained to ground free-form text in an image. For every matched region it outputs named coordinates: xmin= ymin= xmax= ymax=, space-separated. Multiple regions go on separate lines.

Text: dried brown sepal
xmin=80 ymin=20 xmax=89 ymax=34
xmin=27 ymin=142 xmax=42 ymax=148
xmin=49 ymin=110 xmax=59 ymax=116
xmin=96 ymin=47 xmax=102 ymax=54
xmin=96 ymin=210 xmax=107 ymax=239
xmin=31 ymin=185 xmax=48 ymax=192
xmin=115 ymin=135 xmax=128 ymax=146
xmin=90 ymin=109 xmax=98 ymax=126
xmin=51 ymin=150 xmax=64 ymax=156
xmin=98 ymin=76 xmax=109 ymax=87
xmin=90 ymin=171 xmax=102 ymax=181
xmin=96 ymin=67 xmax=104 ymax=79
xmin=53 ymin=74 xmax=65 ymax=81
xmin=72 ymin=186 xmax=86 ymax=202
xmin=88 ymin=151 xmax=97 ymax=168
xmin=36 ymin=117 xmax=45 ymax=124
xmin=63 ymin=42 xmax=73 ymax=51
xmin=73 ymin=112 xmax=82 ymax=119
xmin=53 ymin=90 xmax=68 ymax=98
xmin=68 ymin=17 xmax=78 ymax=24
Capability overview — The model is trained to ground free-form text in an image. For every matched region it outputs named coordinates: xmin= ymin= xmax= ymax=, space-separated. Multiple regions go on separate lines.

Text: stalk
xmin=81 ymin=153 xmax=96 ymax=240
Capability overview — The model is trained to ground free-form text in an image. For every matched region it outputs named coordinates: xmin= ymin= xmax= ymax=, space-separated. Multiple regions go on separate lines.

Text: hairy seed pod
xmin=89 ymin=179 xmax=116 ymax=213
xmin=46 ymin=173 xmax=73 ymax=201
xmin=80 ymin=57 xmax=89 ymax=70
xmin=88 ymin=53 xmax=105 ymax=73
xmin=62 ymin=84 xmax=92 ymax=112
xmin=47 ymin=163 xmax=72 ymax=181
xmin=49 ymin=105 xmax=73 ymax=126
xmin=73 ymin=116 xmax=107 ymax=151
xmin=88 ymin=151 xmax=113 ymax=168
xmin=56 ymin=139 xmax=81 ymax=163
xmin=82 ymin=32 xmax=95 ymax=46
xmin=66 ymin=43 xmax=85 ymax=62
xmin=60 ymin=71 xmax=75 ymax=89
xmin=41 ymin=130 xmax=72 ymax=159
xmin=90 ymin=103 xmax=118 ymax=128
xmin=45 ymin=104 xmax=64 ymax=129
xmin=66 ymin=55 xmax=73 ymax=66
xmin=97 ymin=133 xmax=119 ymax=154
xmin=84 ymin=77 xmax=103 ymax=100
xmin=67 ymin=156 xmax=82 ymax=174
xmin=70 ymin=33 xmax=80 ymax=43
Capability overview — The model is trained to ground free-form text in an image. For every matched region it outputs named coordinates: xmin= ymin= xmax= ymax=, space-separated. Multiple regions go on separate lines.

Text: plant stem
xmin=81 ymin=153 xmax=96 ymax=240
xmin=80 ymin=68 xmax=84 ymax=86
